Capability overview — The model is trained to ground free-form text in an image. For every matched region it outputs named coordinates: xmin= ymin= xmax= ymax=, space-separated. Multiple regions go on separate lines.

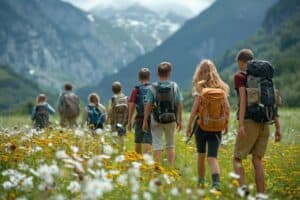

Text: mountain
xmin=218 ymin=0 xmax=300 ymax=106
xmin=91 ymin=4 xmax=186 ymax=55
xmin=0 ymin=0 xmax=142 ymax=90
xmin=80 ymin=0 xmax=278 ymax=102
xmin=0 ymin=64 xmax=43 ymax=113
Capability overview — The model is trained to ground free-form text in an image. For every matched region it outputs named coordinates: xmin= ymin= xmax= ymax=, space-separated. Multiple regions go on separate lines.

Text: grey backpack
xmin=62 ymin=93 xmax=80 ymax=118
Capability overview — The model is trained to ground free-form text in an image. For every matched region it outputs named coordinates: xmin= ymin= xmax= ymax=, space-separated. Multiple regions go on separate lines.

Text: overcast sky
xmin=63 ymin=0 xmax=215 ymax=18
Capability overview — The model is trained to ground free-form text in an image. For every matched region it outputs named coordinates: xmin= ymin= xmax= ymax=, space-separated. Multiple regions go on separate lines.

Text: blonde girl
xmin=186 ymin=59 xmax=230 ymax=190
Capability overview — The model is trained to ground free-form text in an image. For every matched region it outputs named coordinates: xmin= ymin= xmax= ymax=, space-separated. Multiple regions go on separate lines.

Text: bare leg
xmin=198 ymin=153 xmax=206 ymax=178
xmin=143 ymin=143 xmax=152 ymax=154
xmin=207 ymin=157 xmax=220 ymax=174
xmin=135 ymin=143 xmax=142 ymax=154
xmin=252 ymin=155 xmax=265 ymax=193
xmin=167 ymin=147 xmax=175 ymax=167
xmin=233 ymin=157 xmax=246 ymax=186
xmin=154 ymin=150 xmax=162 ymax=165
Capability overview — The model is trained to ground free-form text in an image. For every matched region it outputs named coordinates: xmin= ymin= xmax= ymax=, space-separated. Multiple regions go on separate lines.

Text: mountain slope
xmin=0 ymin=0 xmax=141 ymax=89
xmin=80 ymin=0 xmax=277 ymax=101
xmin=91 ymin=4 xmax=186 ymax=55
xmin=0 ymin=65 xmax=42 ymax=113
xmin=218 ymin=0 xmax=300 ymax=106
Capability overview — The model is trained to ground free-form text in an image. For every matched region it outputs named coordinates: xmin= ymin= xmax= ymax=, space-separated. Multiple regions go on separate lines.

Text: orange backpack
xmin=197 ymin=88 xmax=227 ymax=132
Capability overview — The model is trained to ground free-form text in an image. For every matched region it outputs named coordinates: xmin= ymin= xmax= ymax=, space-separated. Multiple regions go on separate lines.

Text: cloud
xmin=62 ymin=0 xmax=215 ymax=18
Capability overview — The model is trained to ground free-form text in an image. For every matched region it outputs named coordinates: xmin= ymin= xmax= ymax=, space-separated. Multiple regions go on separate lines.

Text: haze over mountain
xmin=80 ymin=0 xmax=278 ymax=102
xmin=91 ymin=4 xmax=186 ymax=54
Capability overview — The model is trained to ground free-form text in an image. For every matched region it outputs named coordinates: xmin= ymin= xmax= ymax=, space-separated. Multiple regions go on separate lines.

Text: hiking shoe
xmin=256 ymin=193 xmax=268 ymax=200
xmin=197 ymin=178 xmax=206 ymax=188
xmin=212 ymin=183 xmax=221 ymax=191
xmin=237 ymin=185 xmax=250 ymax=197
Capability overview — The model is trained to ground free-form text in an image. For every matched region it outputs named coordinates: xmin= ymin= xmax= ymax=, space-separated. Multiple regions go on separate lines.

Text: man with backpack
xmin=32 ymin=94 xmax=55 ymax=129
xmin=82 ymin=93 xmax=106 ymax=130
xmin=57 ymin=83 xmax=80 ymax=128
xmin=233 ymin=49 xmax=282 ymax=199
xmin=143 ymin=62 xmax=183 ymax=167
xmin=128 ymin=68 xmax=152 ymax=154
xmin=108 ymin=81 xmax=128 ymax=151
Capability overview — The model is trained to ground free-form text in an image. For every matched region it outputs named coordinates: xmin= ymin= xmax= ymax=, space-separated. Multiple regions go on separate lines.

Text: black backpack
xmin=152 ymin=82 xmax=177 ymax=124
xmin=34 ymin=105 xmax=49 ymax=128
xmin=245 ymin=60 xmax=279 ymax=123
xmin=135 ymin=84 xmax=151 ymax=118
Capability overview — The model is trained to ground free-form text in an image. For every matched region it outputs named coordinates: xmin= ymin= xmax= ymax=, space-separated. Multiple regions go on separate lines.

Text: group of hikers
xmin=31 ymin=48 xmax=282 ymax=199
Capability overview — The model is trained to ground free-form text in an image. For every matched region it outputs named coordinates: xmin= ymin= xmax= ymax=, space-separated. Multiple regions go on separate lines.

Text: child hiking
xmin=186 ymin=60 xmax=230 ymax=191
xmin=233 ymin=49 xmax=282 ymax=199
xmin=143 ymin=61 xmax=183 ymax=167
xmin=108 ymin=81 xmax=128 ymax=151
xmin=57 ymin=83 xmax=80 ymax=128
xmin=82 ymin=93 xmax=106 ymax=130
xmin=31 ymin=94 xmax=55 ymax=129
xmin=128 ymin=68 xmax=152 ymax=154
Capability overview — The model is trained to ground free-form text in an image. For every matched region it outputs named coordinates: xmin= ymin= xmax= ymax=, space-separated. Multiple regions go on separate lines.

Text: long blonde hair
xmin=192 ymin=59 xmax=229 ymax=95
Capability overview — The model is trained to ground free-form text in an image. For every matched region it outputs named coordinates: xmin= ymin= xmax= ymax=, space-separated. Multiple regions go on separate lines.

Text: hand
xmin=223 ymin=125 xmax=229 ymax=135
xmin=177 ymin=120 xmax=182 ymax=131
xmin=186 ymin=125 xmax=192 ymax=137
xmin=275 ymin=129 xmax=281 ymax=142
xmin=238 ymin=125 xmax=246 ymax=138
xmin=142 ymin=121 xmax=148 ymax=133
xmin=127 ymin=121 xmax=132 ymax=132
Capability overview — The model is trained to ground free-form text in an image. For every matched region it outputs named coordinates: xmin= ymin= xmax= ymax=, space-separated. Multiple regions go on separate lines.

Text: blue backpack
xmin=87 ymin=105 xmax=102 ymax=127
xmin=135 ymin=84 xmax=151 ymax=117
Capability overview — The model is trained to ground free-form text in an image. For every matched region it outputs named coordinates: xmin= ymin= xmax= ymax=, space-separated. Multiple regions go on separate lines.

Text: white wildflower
xmin=16 ymin=197 xmax=27 ymax=200
xmin=131 ymin=193 xmax=139 ymax=200
xmin=22 ymin=176 xmax=33 ymax=190
xmin=163 ymin=174 xmax=172 ymax=184
xmin=143 ymin=154 xmax=154 ymax=165
xmin=132 ymin=162 xmax=142 ymax=169
xmin=55 ymin=150 xmax=69 ymax=159
xmin=103 ymin=144 xmax=114 ymax=155
xmin=2 ymin=181 xmax=14 ymax=190
xmin=143 ymin=191 xmax=152 ymax=200
xmin=67 ymin=181 xmax=81 ymax=193
xmin=171 ymin=187 xmax=179 ymax=196
xmin=186 ymin=188 xmax=192 ymax=195
xmin=117 ymin=174 xmax=128 ymax=186
xmin=115 ymin=155 xmax=125 ymax=163
xmin=70 ymin=146 xmax=79 ymax=153
xmin=95 ymin=128 xmax=103 ymax=135
xmin=229 ymin=172 xmax=240 ymax=179
xmin=75 ymin=129 xmax=84 ymax=137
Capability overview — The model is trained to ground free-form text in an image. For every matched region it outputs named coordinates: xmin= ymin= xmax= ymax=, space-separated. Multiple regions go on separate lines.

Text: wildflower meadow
xmin=0 ymin=109 xmax=299 ymax=200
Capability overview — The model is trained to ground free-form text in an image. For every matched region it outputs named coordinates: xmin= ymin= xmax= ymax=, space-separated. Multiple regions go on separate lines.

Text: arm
xmin=128 ymin=102 xmax=135 ymax=131
xmin=186 ymin=96 xmax=200 ymax=136
xmin=238 ymin=87 xmax=247 ymax=137
xmin=47 ymin=104 xmax=55 ymax=114
xmin=176 ymin=102 xmax=183 ymax=131
xmin=274 ymin=116 xmax=281 ymax=142
xmin=31 ymin=107 xmax=36 ymax=121
xmin=81 ymin=107 xmax=88 ymax=127
xmin=224 ymin=97 xmax=231 ymax=134
xmin=142 ymin=103 xmax=153 ymax=132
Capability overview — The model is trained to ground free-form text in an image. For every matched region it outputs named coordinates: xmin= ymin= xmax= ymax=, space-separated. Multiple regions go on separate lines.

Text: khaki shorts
xmin=234 ymin=119 xmax=270 ymax=159
xmin=151 ymin=116 xmax=176 ymax=151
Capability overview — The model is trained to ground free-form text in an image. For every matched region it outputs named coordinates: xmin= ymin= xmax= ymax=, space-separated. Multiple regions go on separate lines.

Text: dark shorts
xmin=134 ymin=120 xmax=152 ymax=144
xmin=195 ymin=127 xmax=222 ymax=158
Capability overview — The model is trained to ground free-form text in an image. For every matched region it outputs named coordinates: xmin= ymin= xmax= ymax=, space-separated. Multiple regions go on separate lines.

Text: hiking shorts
xmin=195 ymin=127 xmax=222 ymax=158
xmin=151 ymin=117 xmax=176 ymax=151
xmin=134 ymin=120 xmax=152 ymax=144
xmin=234 ymin=119 xmax=270 ymax=159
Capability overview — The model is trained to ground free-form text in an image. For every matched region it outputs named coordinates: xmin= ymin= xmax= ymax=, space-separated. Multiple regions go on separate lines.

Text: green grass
xmin=0 ymin=108 xmax=299 ymax=199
